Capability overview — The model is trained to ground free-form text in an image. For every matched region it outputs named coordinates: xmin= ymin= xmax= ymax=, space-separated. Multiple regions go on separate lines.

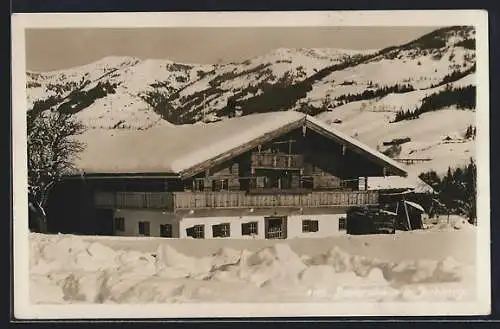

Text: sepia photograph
xmin=11 ymin=11 xmax=490 ymax=318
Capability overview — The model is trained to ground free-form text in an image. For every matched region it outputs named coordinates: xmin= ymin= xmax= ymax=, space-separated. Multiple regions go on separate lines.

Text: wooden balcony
xmin=251 ymin=153 xmax=304 ymax=169
xmin=94 ymin=191 xmax=174 ymax=210
xmin=94 ymin=190 xmax=379 ymax=211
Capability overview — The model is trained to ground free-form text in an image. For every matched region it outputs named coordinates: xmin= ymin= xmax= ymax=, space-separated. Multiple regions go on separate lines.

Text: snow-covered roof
xmin=75 ymin=111 xmax=304 ymax=176
xmin=366 ymin=176 xmax=435 ymax=194
xmin=404 ymin=200 xmax=425 ymax=212
xmin=74 ymin=111 xmax=409 ymax=178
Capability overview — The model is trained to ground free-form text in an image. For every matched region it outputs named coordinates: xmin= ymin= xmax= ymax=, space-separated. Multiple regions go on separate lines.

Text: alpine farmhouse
xmin=46 ymin=111 xmax=410 ymax=239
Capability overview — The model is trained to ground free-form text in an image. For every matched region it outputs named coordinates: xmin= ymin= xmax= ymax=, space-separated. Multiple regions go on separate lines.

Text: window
xmin=186 ymin=225 xmax=205 ymax=239
xmin=242 ymin=221 xmax=258 ymax=236
xmin=138 ymin=221 xmax=150 ymax=236
xmin=231 ymin=163 xmax=239 ymax=175
xmin=212 ymin=179 xmax=229 ymax=191
xmin=114 ymin=217 xmax=125 ymax=231
xmin=160 ymin=224 xmax=173 ymax=238
xmin=194 ymin=178 xmax=205 ymax=191
xmin=339 ymin=217 xmax=347 ymax=231
xmin=302 ymin=219 xmax=319 ymax=233
xmin=212 ymin=223 xmax=231 ymax=238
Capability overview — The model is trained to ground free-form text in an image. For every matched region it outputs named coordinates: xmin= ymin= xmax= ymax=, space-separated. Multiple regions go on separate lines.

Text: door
xmin=265 ymin=216 xmax=287 ymax=239
xmin=279 ymin=172 xmax=292 ymax=189
xmin=95 ymin=209 xmax=114 ymax=236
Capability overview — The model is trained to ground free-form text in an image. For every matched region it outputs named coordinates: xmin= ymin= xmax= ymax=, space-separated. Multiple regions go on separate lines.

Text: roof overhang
xmin=64 ymin=172 xmax=181 ymax=180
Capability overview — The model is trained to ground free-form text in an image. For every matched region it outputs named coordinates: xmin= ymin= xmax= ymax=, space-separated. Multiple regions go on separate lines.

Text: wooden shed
xmin=346 ymin=206 xmax=397 ymax=235
xmin=379 ymin=190 xmax=425 ymax=231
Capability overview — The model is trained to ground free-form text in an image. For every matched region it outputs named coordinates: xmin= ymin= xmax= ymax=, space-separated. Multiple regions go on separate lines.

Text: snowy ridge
xmin=26 ymin=47 xmax=365 ymax=128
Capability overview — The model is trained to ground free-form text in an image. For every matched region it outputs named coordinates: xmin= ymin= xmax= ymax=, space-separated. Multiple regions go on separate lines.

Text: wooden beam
xmin=403 ymin=200 xmax=412 ymax=231
xmin=271 ymin=140 xmax=296 ymax=145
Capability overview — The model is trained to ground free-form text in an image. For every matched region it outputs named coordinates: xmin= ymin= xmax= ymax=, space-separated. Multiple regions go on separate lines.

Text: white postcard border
xmin=11 ymin=10 xmax=490 ymax=319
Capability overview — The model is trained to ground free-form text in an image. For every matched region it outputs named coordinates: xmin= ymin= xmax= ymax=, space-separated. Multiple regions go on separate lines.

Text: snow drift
xmin=30 ymin=230 xmax=476 ymax=304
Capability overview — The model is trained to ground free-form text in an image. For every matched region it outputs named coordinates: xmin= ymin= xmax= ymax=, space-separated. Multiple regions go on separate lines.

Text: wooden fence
xmin=395 ymin=158 xmax=432 ymax=165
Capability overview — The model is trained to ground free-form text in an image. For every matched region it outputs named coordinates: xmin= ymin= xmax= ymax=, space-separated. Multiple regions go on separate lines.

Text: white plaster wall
xmin=113 ymin=209 xmax=181 ymax=237
xmin=179 ymin=216 xmax=266 ymax=239
xmin=178 ymin=213 xmax=347 ymax=239
xmin=287 ymin=214 xmax=346 ymax=238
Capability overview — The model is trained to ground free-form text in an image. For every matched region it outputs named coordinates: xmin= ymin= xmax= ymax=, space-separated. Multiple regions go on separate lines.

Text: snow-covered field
xmin=30 ymin=216 xmax=477 ymax=304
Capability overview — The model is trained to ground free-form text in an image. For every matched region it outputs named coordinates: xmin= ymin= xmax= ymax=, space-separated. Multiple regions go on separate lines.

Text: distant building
xmin=46 ymin=111 xmax=409 ymax=239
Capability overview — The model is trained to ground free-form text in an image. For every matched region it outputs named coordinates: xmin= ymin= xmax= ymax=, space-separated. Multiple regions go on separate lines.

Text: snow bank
xmin=425 ymin=215 xmax=476 ymax=231
xmin=29 ymin=230 xmax=476 ymax=304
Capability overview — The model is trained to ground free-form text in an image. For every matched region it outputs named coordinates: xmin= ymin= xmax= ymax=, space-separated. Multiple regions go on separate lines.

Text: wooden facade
xmin=172 ymin=128 xmax=386 ymax=195
xmin=84 ymin=127 xmax=386 ymax=208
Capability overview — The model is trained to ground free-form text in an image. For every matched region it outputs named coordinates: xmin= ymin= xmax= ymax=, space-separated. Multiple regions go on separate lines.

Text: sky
xmin=25 ymin=26 xmax=440 ymax=72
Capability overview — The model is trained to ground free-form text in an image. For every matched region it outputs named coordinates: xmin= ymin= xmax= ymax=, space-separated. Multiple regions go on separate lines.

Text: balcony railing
xmin=251 ymin=153 xmax=304 ymax=169
xmin=94 ymin=190 xmax=378 ymax=211
xmin=94 ymin=191 xmax=174 ymax=210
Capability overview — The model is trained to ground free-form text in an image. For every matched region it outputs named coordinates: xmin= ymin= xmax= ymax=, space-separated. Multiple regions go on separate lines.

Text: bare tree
xmin=27 ymin=110 xmax=86 ymax=232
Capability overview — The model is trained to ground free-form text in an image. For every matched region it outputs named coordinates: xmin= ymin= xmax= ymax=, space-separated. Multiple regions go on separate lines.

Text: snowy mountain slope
xmin=25 ymin=26 xmax=477 ymax=175
xmin=156 ymin=48 xmax=375 ymax=123
xmin=26 ymin=48 xmax=368 ymax=128
xmin=27 ymin=56 xmax=216 ymax=129
xmin=295 ymin=26 xmax=476 ymax=111
xmin=318 ymin=107 xmax=475 ymax=176
xmin=27 ymin=56 xmax=141 ymax=108
xmin=317 ymin=73 xmax=475 ymax=129
xmin=316 ymin=71 xmax=476 ymax=176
